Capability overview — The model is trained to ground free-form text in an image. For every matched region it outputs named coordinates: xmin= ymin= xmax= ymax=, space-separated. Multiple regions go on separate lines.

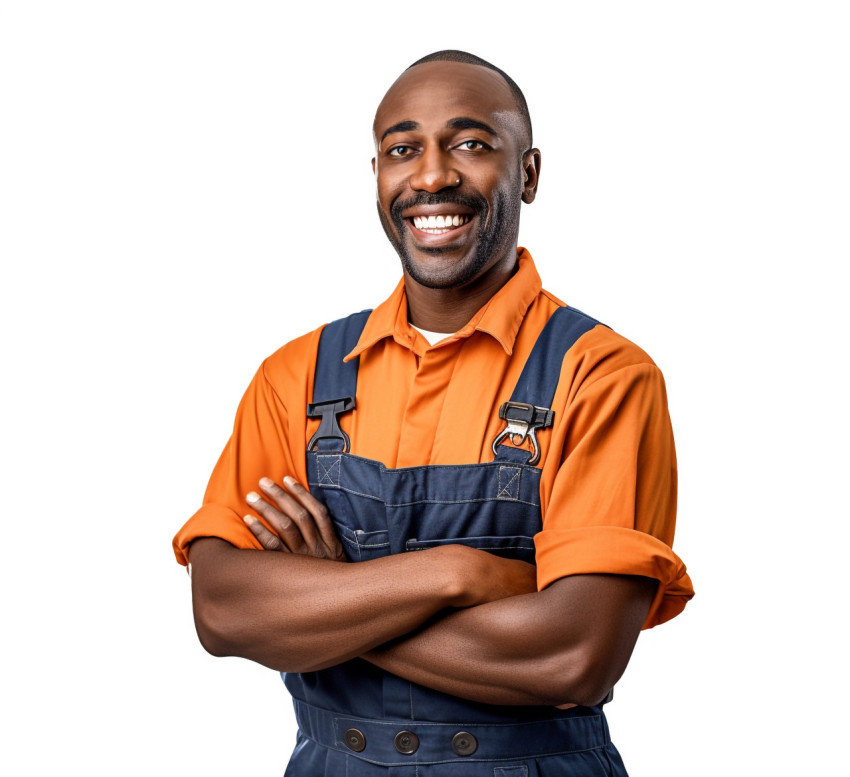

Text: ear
xmin=371 ymin=157 xmax=376 ymax=175
xmin=521 ymin=148 xmax=541 ymax=204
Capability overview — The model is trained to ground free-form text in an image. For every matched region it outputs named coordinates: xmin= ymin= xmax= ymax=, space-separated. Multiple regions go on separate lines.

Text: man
xmin=174 ymin=50 xmax=694 ymax=776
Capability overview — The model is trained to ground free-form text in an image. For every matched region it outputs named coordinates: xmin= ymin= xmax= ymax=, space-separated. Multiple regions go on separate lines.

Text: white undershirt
xmin=410 ymin=324 xmax=454 ymax=346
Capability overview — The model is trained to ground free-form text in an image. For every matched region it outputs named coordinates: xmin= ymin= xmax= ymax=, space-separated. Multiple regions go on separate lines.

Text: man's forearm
xmin=364 ymin=574 xmax=657 ymax=707
xmin=188 ymin=537 xmax=536 ymax=673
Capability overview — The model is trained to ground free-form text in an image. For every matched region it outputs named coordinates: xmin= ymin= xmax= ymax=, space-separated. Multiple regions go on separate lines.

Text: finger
xmin=282 ymin=476 xmax=344 ymax=558
xmin=246 ymin=491 xmax=307 ymax=552
xmin=243 ymin=515 xmax=288 ymax=552
xmin=258 ymin=477 xmax=325 ymax=553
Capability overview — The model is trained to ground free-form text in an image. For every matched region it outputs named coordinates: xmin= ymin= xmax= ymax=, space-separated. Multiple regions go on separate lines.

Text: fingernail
xmin=243 ymin=515 xmax=256 ymax=525
xmin=284 ymin=476 xmax=297 ymax=488
xmin=259 ymin=477 xmax=274 ymax=489
xmin=246 ymin=492 xmax=260 ymax=503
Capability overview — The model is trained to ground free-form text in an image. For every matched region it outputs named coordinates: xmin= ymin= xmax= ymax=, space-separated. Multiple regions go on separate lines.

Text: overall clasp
xmin=491 ymin=401 xmax=554 ymax=466
xmin=307 ymin=397 xmax=355 ymax=452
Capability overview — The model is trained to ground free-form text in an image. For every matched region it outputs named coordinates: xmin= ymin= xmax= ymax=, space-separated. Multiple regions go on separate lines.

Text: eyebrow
xmin=446 ymin=117 xmax=499 ymax=136
xmin=381 ymin=121 xmax=419 ymax=143
xmin=380 ymin=117 xmax=500 ymax=144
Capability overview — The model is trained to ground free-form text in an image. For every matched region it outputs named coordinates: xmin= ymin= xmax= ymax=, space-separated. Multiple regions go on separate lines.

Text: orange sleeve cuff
xmin=534 ymin=526 xmax=694 ymax=629
xmin=172 ymin=503 xmax=263 ymax=566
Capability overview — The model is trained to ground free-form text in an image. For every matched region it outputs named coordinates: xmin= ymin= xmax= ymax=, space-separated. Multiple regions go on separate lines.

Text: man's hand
xmin=243 ymin=476 xmax=345 ymax=561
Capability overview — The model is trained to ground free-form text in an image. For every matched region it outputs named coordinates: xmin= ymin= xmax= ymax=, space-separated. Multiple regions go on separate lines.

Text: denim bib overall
xmin=284 ymin=307 xmax=629 ymax=777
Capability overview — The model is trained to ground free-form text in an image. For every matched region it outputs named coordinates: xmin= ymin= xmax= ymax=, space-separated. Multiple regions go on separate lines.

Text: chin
xmin=400 ymin=247 xmax=492 ymax=290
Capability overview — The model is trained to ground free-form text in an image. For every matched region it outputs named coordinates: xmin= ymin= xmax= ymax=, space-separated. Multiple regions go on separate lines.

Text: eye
xmin=457 ymin=140 xmax=488 ymax=151
xmin=388 ymin=145 xmax=414 ymax=157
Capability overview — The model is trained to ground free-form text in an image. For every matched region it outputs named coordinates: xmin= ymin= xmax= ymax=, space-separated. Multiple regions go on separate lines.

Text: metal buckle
xmin=307 ymin=397 xmax=355 ymax=452
xmin=491 ymin=401 xmax=554 ymax=465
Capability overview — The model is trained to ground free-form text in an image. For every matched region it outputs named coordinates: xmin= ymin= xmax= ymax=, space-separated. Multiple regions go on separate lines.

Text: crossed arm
xmin=189 ymin=477 xmax=656 ymax=708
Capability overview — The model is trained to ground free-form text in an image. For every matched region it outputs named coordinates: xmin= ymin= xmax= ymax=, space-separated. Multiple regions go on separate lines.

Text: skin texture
xmin=228 ymin=477 xmax=656 ymax=706
xmin=188 ymin=60 xmax=656 ymax=707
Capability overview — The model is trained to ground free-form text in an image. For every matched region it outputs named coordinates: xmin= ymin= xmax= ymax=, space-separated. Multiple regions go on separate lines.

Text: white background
xmin=1 ymin=1 xmax=848 ymax=774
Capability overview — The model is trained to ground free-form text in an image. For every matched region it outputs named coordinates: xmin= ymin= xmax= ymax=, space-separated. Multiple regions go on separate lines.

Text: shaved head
xmin=406 ymin=50 xmax=532 ymax=149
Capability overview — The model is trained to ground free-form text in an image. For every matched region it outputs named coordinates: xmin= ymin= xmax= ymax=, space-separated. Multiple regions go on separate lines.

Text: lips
xmin=392 ymin=193 xmax=486 ymax=246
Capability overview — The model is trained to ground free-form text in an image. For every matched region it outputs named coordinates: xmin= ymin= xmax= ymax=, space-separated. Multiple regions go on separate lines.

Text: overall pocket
xmin=404 ymin=535 xmax=536 ymax=564
xmin=337 ymin=526 xmax=391 ymax=561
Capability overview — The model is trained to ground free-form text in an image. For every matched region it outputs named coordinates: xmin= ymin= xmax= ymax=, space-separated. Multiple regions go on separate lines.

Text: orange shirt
xmin=173 ymin=249 xmax=693 ymax=628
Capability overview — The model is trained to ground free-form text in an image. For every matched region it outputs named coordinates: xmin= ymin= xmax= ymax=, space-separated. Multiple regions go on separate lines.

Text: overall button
xmin=451 ymin=731 xmax=477 ymax=756
xmin=393 ymin=730 xmax=419 ymax=754
xmin=344 ymin=728 xmax=366 ymax=752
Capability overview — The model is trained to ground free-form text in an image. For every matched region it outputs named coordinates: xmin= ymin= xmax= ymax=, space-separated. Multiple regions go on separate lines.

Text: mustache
xmin=390 ymin=192 xmax=488 ymax=223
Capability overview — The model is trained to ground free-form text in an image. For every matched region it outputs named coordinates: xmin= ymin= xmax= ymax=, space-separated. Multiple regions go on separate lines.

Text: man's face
xmin=372 ymin=61 xmax=538 ymax=290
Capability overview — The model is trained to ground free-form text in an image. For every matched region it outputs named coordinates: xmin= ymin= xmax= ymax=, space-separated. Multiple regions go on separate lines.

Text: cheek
xmin=466 ymin=166 xmax=516 ymax=200
xmin=375 ymin=177 xmax=399 ymax=210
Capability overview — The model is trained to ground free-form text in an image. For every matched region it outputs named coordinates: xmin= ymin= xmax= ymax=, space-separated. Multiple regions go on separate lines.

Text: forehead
xmin=374 ymin=61 xmax=524 ymax=143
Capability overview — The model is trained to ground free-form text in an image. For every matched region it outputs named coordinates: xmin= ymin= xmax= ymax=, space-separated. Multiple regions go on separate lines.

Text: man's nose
xmin=408 ymin=147 xmax=461 ymax=193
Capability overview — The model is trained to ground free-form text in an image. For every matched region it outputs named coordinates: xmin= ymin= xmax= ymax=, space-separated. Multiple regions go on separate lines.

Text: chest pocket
xmin=308 ymin=453 xmax=544 ymax=564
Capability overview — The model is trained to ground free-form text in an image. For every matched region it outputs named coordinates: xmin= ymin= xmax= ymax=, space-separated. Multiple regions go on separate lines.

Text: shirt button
xmin=343 ymin=728 xmax=366 ymax=752
xmin=393 ymin=730 xmax=419 ymax=754
xmin=451 ymin=731 xmax=477 ymax=756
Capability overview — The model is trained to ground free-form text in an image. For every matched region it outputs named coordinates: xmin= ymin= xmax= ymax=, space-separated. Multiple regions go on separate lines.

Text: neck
xmin=404 ymin=250 xmax=519 ymax=332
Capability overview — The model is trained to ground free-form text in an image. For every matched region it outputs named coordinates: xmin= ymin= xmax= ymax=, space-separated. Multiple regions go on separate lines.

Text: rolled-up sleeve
xmin=535 ymin=361 xmax=694 ymax=628
xmin=172 ymin=360 xmax=296 ymax=566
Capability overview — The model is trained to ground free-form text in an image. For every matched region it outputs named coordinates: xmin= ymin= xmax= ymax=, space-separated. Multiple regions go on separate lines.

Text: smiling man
xmin=174 ymin=51 xmax=694 ymax=777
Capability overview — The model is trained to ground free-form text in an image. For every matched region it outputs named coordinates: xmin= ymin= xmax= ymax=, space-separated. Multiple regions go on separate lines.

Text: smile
xmin=411 ymin=214 xmax=471 ymax=235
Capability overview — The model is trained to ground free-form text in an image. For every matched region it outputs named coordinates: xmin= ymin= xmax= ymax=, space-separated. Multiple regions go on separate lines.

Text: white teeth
xmin=411 ymin=214 xmax=469 ymax=232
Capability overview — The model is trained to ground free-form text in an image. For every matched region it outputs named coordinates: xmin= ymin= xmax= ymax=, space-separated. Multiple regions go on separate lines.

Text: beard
xmin=377 ymin=186 xmax=522 ymax=290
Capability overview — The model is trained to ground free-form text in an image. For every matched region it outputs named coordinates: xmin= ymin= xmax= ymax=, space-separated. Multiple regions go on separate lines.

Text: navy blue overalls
xmin=284 ymin=306 xmax=630 ymax=777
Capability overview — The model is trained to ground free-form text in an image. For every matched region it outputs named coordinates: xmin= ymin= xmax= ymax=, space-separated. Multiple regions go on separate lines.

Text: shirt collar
xmin=345 ymin=248 xmax=542 ymax=361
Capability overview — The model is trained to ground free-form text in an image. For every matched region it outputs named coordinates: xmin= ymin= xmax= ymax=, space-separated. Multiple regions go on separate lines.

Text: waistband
xmin=293 ymin=699 xmax=611 ymax=766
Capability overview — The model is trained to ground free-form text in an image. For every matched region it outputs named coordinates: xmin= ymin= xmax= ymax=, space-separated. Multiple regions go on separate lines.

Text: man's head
xmin=372 ymin=51 xmax=540 ymax=291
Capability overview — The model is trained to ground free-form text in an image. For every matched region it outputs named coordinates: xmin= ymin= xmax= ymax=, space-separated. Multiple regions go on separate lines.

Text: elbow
xmin=192 ymin=590 xmax=239 ymax=659
xmin=187 ymin=539 xmax=241 ymax=658
xmin=188 ymin=538 xmax=261 ymax=661
xmin=533 ymin=645 xmax=619 ymax=708
xmin=191 ymin=586 xmax=317 ymax=672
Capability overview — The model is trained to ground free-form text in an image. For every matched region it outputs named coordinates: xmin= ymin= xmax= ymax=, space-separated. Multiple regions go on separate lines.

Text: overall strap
xmin=493 ymin=305 xmax=602 ymax=465
xmin=308 ymin=309 xmax=372 ymax=452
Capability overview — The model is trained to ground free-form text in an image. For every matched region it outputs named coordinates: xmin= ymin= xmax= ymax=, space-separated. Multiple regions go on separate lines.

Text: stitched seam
xmin=316 ymin=455 xmax=342 ymax=487
xmin=390 ymin=495 xmax=538 ymax=508
xmin=497 ymin=466 xmax=521 ymax=499
xmin=308 ymin=453 xmax=539 ymax=476
xmin=306 ymin=482 xmax=386 ymax=503
xmin=304 ymin=483 xmax=540 ymax=507
xmin=298 ymin=740 xmax=607 ymax=768
xmin=297 ymin=699 xmax=602 ymax=730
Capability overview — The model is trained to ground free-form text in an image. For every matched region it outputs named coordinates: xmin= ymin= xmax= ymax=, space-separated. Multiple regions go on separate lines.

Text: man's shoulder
xmin=539 ymin=298 xmax=662 ymax=391
xmin=260 ymin=310 xmax=373 ymax=389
